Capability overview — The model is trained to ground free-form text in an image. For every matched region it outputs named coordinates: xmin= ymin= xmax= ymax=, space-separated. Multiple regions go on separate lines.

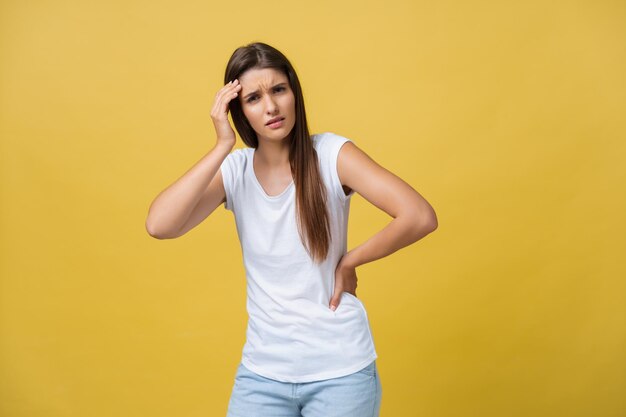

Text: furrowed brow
xmin=242 ymin=82 xmax=288 ymax=100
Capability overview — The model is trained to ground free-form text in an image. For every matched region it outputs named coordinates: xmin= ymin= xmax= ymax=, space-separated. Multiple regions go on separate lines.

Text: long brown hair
xmin=224 ymin=42 xmax=331 ymax=264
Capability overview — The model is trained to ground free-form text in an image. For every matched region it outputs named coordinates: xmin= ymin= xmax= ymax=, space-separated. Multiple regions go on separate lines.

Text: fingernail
xmin=330 ymin=305 xmax=336 ymax=311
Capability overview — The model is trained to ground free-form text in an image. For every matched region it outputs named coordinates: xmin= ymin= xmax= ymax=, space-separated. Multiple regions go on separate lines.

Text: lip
xmin=266 ymin=116 xmax=285 ymax=126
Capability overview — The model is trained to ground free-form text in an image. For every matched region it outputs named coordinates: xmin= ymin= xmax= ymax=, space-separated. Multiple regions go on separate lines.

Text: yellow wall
xmin=1 ymin=0 xmax=624 ymax=416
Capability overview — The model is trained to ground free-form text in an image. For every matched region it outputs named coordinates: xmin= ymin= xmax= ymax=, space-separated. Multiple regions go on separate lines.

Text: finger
xmin=211 ymin=86 xmax=229 ymax=116
xmin=213 ymin=81 xmax=231 ymax=103
xmin=329 ymin=291 xmax=342 ymax=311
xmin=214 ymin=82 xmax=236 ymax=110
xmin=213 ymin=80 xmax=238 ymax=106
xmin=215 ymin=82 xmax=241 ymax=114
xmin=220 ymin=92 xmax=238 ymax=116
xmin=216 ymin=79 xmax=240 ymax=98
xmin=211 ymin=89 xmax=234 ymax=118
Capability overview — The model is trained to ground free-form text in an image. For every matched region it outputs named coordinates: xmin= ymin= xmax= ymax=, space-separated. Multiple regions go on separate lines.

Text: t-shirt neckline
xmin=248 ymin=149 xmax=294 ymax=200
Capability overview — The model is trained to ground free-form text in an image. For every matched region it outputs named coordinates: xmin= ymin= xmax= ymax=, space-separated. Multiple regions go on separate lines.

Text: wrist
xmin=340 ymin=251 xmax=359 ymax=270
xmin=212 ymin=141 xmax=234 ymax=156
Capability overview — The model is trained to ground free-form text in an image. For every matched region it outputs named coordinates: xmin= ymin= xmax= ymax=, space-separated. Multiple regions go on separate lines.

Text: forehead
xmin=239 ymin=67 xmax=288 ymax=92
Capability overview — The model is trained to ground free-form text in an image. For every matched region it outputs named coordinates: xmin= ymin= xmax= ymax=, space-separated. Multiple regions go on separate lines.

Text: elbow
xmin=407 ymin=206 xmax=438 ymax=236
xmin=422 ymin=202 xmax=438 ymax=233
xmin=415 ymin=217 xmax=437 ymax=236
xmin=423 ymin=219 xmax=437 ymax=234
xmin=145 ymin=218 xmax=170 ymax=240
xmin=424 ymin=211 xmax=438 ymax=233
xmin=145 ymin=220 xmax=162 ymax=239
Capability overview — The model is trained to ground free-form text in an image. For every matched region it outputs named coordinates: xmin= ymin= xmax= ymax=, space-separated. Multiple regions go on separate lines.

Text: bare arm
xmin=145 ymin=78 xmax=243 ymax=239
xmin=145 ymin=143 xmax=232 ymax=239
xmin=337 ymin=141 xmax=438 ymax=269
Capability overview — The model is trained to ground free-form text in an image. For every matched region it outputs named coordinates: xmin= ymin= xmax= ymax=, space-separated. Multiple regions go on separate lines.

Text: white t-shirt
xmin=220 ymin=131 xmax=378 ymax=383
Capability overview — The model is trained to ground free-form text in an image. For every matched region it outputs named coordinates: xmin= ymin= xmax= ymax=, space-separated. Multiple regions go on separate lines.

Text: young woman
xmin=146 ymin=42 xmax=438 ymax=417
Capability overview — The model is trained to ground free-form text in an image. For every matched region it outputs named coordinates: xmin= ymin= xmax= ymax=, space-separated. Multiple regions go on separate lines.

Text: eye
xmin=245 ymin=86 xmax=286 ymax=103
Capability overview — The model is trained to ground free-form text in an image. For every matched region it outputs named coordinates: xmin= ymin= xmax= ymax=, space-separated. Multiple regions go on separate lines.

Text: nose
xmin=263 ymin=94 xmax=278 ymax=114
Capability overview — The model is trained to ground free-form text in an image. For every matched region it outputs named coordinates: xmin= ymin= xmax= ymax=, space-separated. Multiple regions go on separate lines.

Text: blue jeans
xmin=226 ymin=361 xmax=382 ymax=417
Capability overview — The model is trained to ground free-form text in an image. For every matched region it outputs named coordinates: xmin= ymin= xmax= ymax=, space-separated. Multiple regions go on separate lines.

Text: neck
xmin=254 ymin=135 xmax=292 ymax=169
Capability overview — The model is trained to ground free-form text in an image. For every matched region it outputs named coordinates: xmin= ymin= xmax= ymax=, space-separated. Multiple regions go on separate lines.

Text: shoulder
xmin=231 ymin=147 xmax=252 ymax=159
xmin=220 ymin=147 xmax=252 ymax=180
xmin=223 ymin=147 xmax=251 ymax=165
xmin=311 ymin=132 xmax=353 ymax=154
xmin=310 ymin=132 xmax=357 ymax=199
xmin=311 ymin=131 xmax=352 ymax=144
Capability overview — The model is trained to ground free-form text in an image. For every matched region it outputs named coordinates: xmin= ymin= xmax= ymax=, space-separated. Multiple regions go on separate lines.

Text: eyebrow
xmin=242 ymin=82 xmax=288 ymax=100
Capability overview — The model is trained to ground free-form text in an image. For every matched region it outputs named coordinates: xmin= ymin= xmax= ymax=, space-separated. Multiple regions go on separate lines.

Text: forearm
xmin=146 ymin=143 xmax=232 ymax=238
xmin=342 ymin=214 xmax=436 ymax=269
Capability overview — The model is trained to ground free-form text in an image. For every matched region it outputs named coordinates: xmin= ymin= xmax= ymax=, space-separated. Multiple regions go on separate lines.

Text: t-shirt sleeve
xmin=324 ymin=133 xmax=356 ymax=201
xmin=219 ymin=150 xmax=241 ymax=212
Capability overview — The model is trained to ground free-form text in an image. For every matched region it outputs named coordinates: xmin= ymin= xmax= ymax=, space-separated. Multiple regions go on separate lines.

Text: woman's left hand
xmin=329 ymin=256 xmax=358 ymax=311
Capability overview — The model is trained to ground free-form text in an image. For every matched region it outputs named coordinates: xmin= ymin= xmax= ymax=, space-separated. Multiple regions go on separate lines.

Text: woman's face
xmin=238 ymin=67 xmax=296 ymax=144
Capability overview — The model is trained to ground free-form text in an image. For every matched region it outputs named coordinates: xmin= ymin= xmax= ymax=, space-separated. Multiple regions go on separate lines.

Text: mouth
xmin=266 ymin=117 xmax=285 ymax=126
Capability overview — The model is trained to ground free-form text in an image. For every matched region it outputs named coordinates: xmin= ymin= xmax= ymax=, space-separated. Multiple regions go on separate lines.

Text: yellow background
xmin=1 ymin=0 xmax=624 ymax=416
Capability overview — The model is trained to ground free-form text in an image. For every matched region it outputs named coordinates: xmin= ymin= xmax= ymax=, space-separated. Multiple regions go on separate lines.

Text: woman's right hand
xmin=210 ymin=79 xmax=242 ymax=150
